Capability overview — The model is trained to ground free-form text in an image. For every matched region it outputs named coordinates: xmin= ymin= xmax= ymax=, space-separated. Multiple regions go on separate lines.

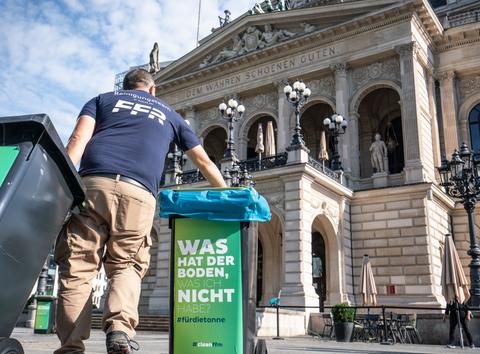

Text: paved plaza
xmin=12 ymin=328 xmax=476 ymax=354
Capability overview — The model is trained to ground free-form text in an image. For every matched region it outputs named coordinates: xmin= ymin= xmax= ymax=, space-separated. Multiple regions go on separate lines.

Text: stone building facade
xmin=136 ymin=0 xmax=480 ymax=333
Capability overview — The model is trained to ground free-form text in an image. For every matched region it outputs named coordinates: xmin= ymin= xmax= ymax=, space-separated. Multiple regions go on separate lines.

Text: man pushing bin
xmin=54 ymin=68 xmax=226 ymax=354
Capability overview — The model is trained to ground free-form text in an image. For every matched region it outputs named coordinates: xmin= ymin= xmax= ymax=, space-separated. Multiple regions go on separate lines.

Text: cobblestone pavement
xmin=11 ymin=328 xmax=476 ymax=353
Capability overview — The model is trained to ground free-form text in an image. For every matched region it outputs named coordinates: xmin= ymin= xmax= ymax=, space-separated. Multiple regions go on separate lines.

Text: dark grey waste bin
xmin=0 ymin=114 xmax=85 ymax=353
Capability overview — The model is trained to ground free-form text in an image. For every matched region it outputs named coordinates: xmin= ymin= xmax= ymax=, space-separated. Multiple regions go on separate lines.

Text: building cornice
xmin=156 ymin=3 xmax=417 ymax=95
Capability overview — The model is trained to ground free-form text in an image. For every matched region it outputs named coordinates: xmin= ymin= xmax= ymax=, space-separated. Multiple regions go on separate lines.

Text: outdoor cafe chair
xmin=404 ymin=314 xmax=422 ymax=344
xmin=321 ymin=313 xmax=334 ymax=338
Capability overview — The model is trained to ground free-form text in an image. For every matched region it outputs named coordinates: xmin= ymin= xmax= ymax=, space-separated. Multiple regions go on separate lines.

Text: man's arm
xmin=185 ymin=145 xmax=227 ymax=187
xmin=66 ymin=115 xmax=95 ymax=166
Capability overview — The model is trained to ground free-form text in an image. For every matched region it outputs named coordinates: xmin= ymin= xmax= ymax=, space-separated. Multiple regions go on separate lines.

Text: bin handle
xmin=26 ymin=130 xmax=46 ymax=161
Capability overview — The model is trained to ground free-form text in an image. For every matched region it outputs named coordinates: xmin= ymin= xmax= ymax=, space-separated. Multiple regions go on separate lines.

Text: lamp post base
xmin=286 ymin=143 xmax=310 ymax=153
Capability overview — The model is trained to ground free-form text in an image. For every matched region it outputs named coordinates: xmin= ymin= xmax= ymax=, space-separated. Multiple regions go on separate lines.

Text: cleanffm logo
xmin=112 ymin=99 xmax=166 ymax=125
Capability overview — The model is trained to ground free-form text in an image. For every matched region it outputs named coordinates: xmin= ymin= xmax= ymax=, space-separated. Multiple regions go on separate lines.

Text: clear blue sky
xmin=0 ymin=0 xmax=257 ymax=141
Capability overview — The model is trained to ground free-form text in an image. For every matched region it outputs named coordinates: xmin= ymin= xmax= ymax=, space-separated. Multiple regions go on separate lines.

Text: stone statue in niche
xmin=369 ymin=133 xmax=388 ymax=174
xmin=149 ymin=42 xmax=159 ymax=73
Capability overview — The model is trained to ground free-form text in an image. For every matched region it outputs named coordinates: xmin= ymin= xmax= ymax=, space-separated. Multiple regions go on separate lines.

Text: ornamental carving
xmin=199 ymin=23 xmax=315 ymax=69
xmin=351 ymin=57 xmax=400 ymax=91
xmin=306 ymin=75 xmax=335 ymax=98
xmin=266 ymin=194 xmax=285 ymax=214
xmin=197 ymin=106 xmax=222 ymax=133
xmin=458 ymin=76 xmax=480 ymax=99
xmin=242 ymin=91 xmax=278 ymax=115
xmin=395 ymin=41 xmax=420 ymax=59
xmin=436 ymin=71 xmax=455 ymax=82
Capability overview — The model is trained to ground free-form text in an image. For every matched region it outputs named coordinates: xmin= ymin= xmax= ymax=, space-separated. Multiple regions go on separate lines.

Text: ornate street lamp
xmin=167 ymin=144 xmax=188 ymax=184
xmin=323 ymin=113 xmax=348 ymax=171
xmin=219 ymin=98 xmax=245 ymax=161
xmin=283 ymin=80 xmax=311 ymax=150
xmin=167 ymin=145 xmax=187 ymax=172
xmin=438 ymin=142 xmax=480 ymax=307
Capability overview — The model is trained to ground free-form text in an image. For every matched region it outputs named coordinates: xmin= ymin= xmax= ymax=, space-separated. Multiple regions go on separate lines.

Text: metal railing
xmin=175 ymin=153 xmax=288 ymax=185
xmin=238 ymin=152 xmax=288 ymax=173
xmin=257 ymin=304 xmax=480 ymax=342
xmin=307 ymin=156 xmax=344 ymax=184
xmin=173 ymin=153 xmax=348 ymax=186
xmin=177 ymin=169 xmax=206 ymax=185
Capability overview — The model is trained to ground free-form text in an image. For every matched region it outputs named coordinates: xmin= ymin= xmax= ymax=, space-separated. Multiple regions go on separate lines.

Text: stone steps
xmin=91 ymin=313 xmax=169 ymax=332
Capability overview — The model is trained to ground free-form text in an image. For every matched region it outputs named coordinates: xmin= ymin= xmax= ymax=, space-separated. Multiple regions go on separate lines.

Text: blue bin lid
xmin=159 ymin=187 xmax=271 ymax=222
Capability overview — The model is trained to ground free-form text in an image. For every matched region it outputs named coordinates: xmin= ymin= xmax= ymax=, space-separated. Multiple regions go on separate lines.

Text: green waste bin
xmin=160 ymin=188 xmax=270 ymax=354
xmin=0 ymin=114 xmax=85 ymax=353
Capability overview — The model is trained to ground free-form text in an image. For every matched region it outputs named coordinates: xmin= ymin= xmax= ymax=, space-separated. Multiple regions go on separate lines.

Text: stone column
xmin=275 ymin=81 xmax=290 ymax=154
xmin=395 ymin=42 xmax=425 ymax=183
xmin=437 ymin=71 xmax=460 ymax=158
xmin=427 ymin=71 xmax=442 ymax=171
xmin=280 ymin=176 xmax=318 ymax=308
xmin=182 ymin=106 xmax=196 ymax=171
xmin=348 ymin=111 xmax=360 ymax=181
xmin=330 ymin=63 xmax=351 ymax=174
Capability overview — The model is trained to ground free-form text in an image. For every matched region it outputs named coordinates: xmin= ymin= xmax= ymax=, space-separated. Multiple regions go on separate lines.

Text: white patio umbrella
xmin=265 ymin=120 xmax=276 ymax=156
xmin=442 ymin=234 xmax=470 ymax=348
xmin=255 ymin=123 xmax=264 ymax=164
xmin=360 ymin=255 xmax=377 ymax=306
xmin=319 ymin=130 xmax=329 ymax=169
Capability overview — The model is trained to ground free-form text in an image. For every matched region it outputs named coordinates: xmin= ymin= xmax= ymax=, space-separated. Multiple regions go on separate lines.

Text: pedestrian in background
xmin=444 ymin=298 xmax=474 ymax=349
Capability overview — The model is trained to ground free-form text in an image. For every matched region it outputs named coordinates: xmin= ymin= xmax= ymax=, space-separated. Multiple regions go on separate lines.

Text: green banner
xmin=0 ymin=146 xmax=19 ymax=188
xmin=173 ymin=218 xmax=243 ymax=353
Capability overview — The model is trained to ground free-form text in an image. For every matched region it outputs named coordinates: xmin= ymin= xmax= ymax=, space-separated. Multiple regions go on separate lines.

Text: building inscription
xmin=181 ymin=45 xmax=337 ymax=102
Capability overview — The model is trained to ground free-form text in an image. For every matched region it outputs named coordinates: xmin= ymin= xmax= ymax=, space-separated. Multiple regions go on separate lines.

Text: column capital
xmin=395 ymin=41 xmax=420 ymax=60
xmin=348 ymin=111 xmax=360 ymax=120
xmin=183 ymin=104 xmax=196 ymax=114
xmin=274 ymin=79 xmax=290 ymax=93
xmin=436 ymin=70 xmax=456 ymax=83
xmin=330 ymin=62 xmax=348 ymax=77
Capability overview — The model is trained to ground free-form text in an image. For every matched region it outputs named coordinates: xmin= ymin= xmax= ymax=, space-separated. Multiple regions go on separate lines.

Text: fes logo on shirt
xmin=112 ymin=99 xmax=167 ymax=125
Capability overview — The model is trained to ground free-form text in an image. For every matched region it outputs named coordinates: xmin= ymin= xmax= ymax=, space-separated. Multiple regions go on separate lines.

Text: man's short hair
xmin=122 ymin=68 xmax=154 ymax=90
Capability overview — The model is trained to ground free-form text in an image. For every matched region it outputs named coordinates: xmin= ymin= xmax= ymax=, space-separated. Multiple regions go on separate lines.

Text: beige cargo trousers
xmin=54 ymin=175 xmax=156 ymax=354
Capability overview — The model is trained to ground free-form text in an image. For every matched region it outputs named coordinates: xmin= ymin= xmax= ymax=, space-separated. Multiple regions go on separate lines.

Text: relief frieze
xmin=306 ymin=75 xmax=335 ymax=98
xmin=458 ymin=76 xmax=480 ymax=101
xmin=351 ymin=57 xmax=400 ymax=91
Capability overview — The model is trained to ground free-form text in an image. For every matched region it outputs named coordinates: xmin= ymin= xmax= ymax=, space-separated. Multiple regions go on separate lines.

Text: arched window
xmin=469 ymin=104 xmax=480 ymax=153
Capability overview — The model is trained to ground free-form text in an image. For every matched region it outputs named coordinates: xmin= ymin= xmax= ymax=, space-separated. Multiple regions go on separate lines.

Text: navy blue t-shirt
xmin=78 ymin=90 xmax=200 ymax=195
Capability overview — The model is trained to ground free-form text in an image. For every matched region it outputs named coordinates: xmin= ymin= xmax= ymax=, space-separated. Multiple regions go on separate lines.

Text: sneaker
xmin=106 ymin=331 xmax=139 ymax=354
xmin=471 ymin=344 xmax=475 ymax=349
xmin=446 ymin=344 xmax=456 ymax=348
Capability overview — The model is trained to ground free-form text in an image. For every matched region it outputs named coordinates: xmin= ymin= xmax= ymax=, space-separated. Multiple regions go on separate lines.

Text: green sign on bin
xmin=0 ymin=146 xmax=19 ymax=188
xmin=34 ymin=301 xmax=51 ymax=330
xmin=172 ymin=218 xmax=243 ymax=353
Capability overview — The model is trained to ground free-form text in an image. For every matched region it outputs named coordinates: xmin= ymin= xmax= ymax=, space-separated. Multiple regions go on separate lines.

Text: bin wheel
xmin=0 ymin=338 xmax=24 ymax=354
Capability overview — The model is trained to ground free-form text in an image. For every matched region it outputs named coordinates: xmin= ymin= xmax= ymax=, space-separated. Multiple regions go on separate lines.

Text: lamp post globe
xmin=323 ymin=112 xmax=347 ymax=171
xmin=219 ymin=98 xmax=245 ymax=161
xmin=284 ymin=80 xmax=310 ymax=151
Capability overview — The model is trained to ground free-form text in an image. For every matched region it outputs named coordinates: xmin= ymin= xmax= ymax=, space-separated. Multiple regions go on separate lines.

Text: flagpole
xmin=196 ymin=0 xmax=202 ymax=46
